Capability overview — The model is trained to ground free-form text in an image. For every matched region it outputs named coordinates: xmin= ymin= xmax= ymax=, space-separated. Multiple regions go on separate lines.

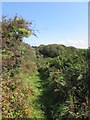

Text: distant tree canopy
xmin=35 ymin=44 xmax=85 ymax=58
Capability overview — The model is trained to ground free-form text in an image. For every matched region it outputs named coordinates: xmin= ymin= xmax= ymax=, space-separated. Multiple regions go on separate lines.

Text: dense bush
xmin=37 ymin=49 xmax=89 ymax=119
xmin=1 ymin=16 xmax=33 ymax=118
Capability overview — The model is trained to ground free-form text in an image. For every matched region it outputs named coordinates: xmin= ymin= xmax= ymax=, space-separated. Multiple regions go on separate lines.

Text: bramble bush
xmin=1 ymin=16 xmax=33 ymax=118
xmin=37 ymin=48 xmax=89 ymax=119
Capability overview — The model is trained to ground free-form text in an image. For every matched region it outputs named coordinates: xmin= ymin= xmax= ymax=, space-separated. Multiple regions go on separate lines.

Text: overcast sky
xmin=2 ymin=2 xmax=88 ymax=48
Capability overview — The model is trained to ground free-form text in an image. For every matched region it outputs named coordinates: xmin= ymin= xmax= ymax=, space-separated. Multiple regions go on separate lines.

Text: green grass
xmin=18 ymin=70 xmax=46 ymax=119
xmin=28 ymin=72 xmax=45 ymax=118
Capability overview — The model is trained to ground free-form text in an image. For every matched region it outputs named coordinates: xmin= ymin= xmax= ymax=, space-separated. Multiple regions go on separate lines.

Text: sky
xmin=2 ymin=2 xmax=88 ymax=48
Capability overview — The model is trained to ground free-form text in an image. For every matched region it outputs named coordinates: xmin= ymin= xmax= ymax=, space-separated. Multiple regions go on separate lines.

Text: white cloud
xmin=23 ymin=37 xmax=88 ymax=49
xmin=66 ymin=39 xmax=88 ymax=49
xmin=58 ymin=39 xmax=88 ymax=49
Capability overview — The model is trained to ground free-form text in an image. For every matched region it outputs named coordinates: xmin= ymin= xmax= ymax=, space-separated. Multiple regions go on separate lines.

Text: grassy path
xmin=20 ymin=71 xmax=46 ymax=119
xmin=28 ymin=72 xmax=45 ymax=118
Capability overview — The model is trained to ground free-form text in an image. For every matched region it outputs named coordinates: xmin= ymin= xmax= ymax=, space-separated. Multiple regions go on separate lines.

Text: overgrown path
xmin=20 ymin=70 xmax=46 ymax=119
xmin=20 ymin=45 xmax=55 ymax=119
xmin=28 ymin=72 xmax=45 ymax=118
xmin=18 ymin=44 xmax=47 ymax=118
xmin=26 ymin=71 xmax=53 ymax=119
